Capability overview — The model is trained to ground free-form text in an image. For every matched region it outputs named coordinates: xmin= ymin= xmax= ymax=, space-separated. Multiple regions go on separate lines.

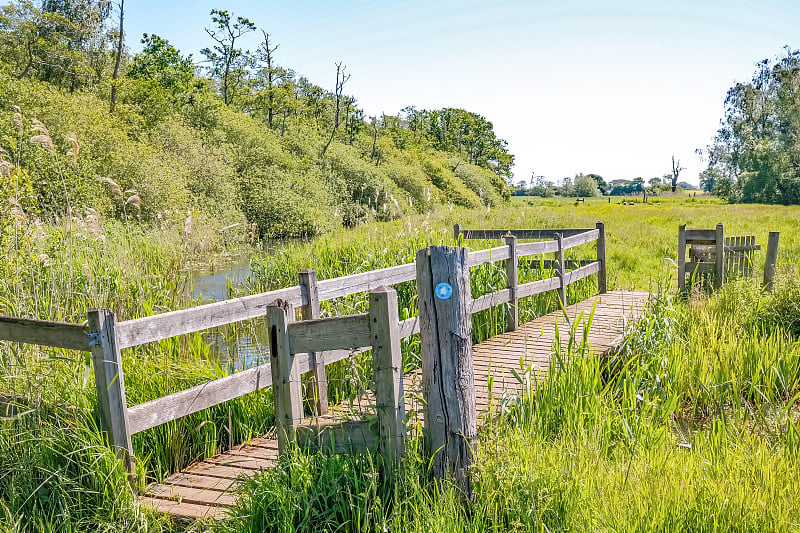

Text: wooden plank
xmin=505 ymin=235 xmax=519 ymax=331
xmin=296 ymin=420 xmax=378 ymax=454
xmin=139 ymin=496 xmax=229 ymax=520
xmin=116 ymin=286 xmax=303 ymax=349
xmin=0 ymin=316 xmax=89 ymax=351
xmin=299 ymin=269 xmax=328 ymax=416
xmin=563 ymin=261 xmax=601 ymax=285
xmin=557 ymin=234 xmax=567 ymax=307
xmin=288 ymin=314 xmax=371 ymax=354
xmin=127 ymin=363 xmax=273 ymax=435
xmin=516 ymin=239 xmax=559 ymax=257
xmin=398 ymin=316 xmax=420 ymax=339
xmin=203 ymin=455 xmax=274 ymax=470
xmin=87 ymin=309 xmax=133 ymax=469
xmin=268 ymin=301 xmax=302 ymax=452
xmin=459 ymin=228 xmax=594 ymax=240
xmin=470 ymin=288 xmax=513 ymax=314
xmin=714 ymin=223 xmax=724 ymax=289
xmin=316 ymin=263 xmax=416 ymax=302
xmin=183 ymin=462 xmax=254 ymax=480
xmin=162 ymin=472 xmax=239 ymax=492
xmin=561 ymin=229 xmax=600 ymax=250
xmin=466 ymin=245 xmax=511 ymax=267
xmin=146 ymin=484 xmax=236 ymax=507
xmin=516 ymin=276 xmax=561 ymax=299
xmin=685 ymin=228 xmax=717 ymax=243
xmin=686 ymin=261 xmax=715 ymax=275
xmin=370 ymin=286 xmax=406 ymax=466
xmin=416 ymin=245 xmax=476 ymax=497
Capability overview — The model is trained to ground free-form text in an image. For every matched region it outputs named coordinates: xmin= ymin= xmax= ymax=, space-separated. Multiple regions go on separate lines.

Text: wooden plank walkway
xmin=139 ymin=290 xmax=650 ymax=520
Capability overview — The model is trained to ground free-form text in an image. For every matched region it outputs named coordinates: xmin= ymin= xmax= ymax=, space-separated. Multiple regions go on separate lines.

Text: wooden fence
xmin=0 ymin=224 xmax=606 ymax=476
xmin=678 ymin=224 xmax=780 ymax=291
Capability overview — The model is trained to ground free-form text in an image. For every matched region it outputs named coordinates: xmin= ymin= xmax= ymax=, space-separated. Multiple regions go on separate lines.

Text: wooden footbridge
xmin=0 ymin=223 xmax=649 ymax=521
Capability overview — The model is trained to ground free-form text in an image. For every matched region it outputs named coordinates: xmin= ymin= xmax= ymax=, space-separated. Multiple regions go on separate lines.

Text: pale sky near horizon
xmin=125 ymin=1 xmax=800 ymax=185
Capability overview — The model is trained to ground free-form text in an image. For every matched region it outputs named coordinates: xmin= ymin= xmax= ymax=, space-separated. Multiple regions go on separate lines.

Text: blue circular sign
xmin=435 ymin=282 xmax=453 ymax=300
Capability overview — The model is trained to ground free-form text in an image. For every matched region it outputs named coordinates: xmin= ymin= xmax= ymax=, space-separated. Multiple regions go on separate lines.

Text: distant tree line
xmin=513 ymin=173 xmax=697 ymax=197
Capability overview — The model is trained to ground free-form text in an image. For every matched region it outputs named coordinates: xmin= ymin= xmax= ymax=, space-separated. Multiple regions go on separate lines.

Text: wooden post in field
xmin=556 ymin=234 xmax=567 ymax=307
xmin=298 ymin=269 xmax=328 ymax=416
xmin=267 ymin=300 xmax=302 ymax=452
xmin=369 ymin=286 xmax=405 ymax=468
xmin=677 ymin=225 xmax=686 ymax=291
xmin=714 ymin=223 xmax=725 ymax=290
xmin=88 ymin=308 xmax=133 ymax=471
xmin=415 ymin=246 xmax=477 ymax=498
xmin=504 ymin=234 xmax=518 ymax=331
xmin=595 ymin=222 xmax=607 ymax=294
xmin=763 ymin=231 xmax=780 ymax=291
xmin=453 ymin=223 xmax=462 ymax=244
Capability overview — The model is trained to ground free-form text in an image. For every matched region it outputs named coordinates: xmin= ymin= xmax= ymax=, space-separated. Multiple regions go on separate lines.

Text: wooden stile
xmin=87 ymin=308 xmax=133 ymax=471
xmin=764 ymin=231 xmax=780 ymax=290
xmin=299 ymin=269 xmax=328 ymax=416
xmin=369 ymin=286 xmax=406 ymax=467
xmin=267 ymin=301 xmax=302 ymax=452
xmin=416 ymin=246 xmax=477 ymax=498
xmin=504 ymin=235 xmax=518 ymax=331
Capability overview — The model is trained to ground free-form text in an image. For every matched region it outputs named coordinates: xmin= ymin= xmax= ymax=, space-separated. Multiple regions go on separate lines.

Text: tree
xmin=109 ymin=0 xmax=123 ymax=113
xmin=127 ymin=34 xmax=196 ymax=95
xmin=253 ymin=30 xmax=289 ymax=128
xmin=321 ymin=61 xmax=350 ymax=156
xmin=201 ymin=9 xmax=255 ymax=105
xmin=574 ymin=174 xmax=600 ymax=197
xmin=671 ymin=155 xmax=683 ymax=192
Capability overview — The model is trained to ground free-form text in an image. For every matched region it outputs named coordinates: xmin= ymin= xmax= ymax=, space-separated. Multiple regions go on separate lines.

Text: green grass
xmin=1 ymin=196 xmax=800 ymax=531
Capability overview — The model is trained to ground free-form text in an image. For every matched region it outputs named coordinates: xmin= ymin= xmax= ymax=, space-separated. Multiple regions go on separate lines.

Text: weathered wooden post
xmin=678 ymin=224 xmax=687 ymax=291
xmin=595 ymin=222 xmax=607 ymax=294
xmin=763 ymin=231 xmax=780 ymax=291
xmin=298 ymin=269 xmax=328 ymax=416
xmin=267 ymin=300 xmax=302 ymax=452
xmin=415 ymin=246 xmax=477 ymax=498
xmin=556 ymin=234 xmax=567 ymax=307
xmin=714 ymin=223 xmax=725 ymax=290
xmin=453 ymin=223 xmax=462 ymax=244
xmin=88 ymin=308 xmax=133 ymax=471
xmin=369 ymin=286 xmax=406 ymax=468
xmin=504 ymin=234 xmax=518 ymax=331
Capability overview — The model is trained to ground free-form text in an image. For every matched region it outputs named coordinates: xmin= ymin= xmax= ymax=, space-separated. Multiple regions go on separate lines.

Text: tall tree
xmin=201 ymin=9 xmax=255 ymax=105
xmin=671 ymin=155 xmax=683 ymax=192
xmin=254 ymin=30 xmax=290 ymax=128
xmin=321 ymin=61 xmax=350 ymax=156
xmin=109 ymin=0 xmax=123 ymax=113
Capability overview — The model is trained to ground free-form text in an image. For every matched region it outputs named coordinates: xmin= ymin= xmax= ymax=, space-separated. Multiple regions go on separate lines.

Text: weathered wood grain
xmin=563 ymin=261 xmax=601 ymax=285
xmin=0 ymin=316 xmax=89 ymax=351
xmin=299 ymin=269 xmax=328 ymax=416
xmin=714 ymin=223 xmax=725 ymax=290
xmin=267 ymin=301 xmax=302 ymax=452
xmin=596 ymin=222 xmax=607 ymax=294
xmin=466 ymin=245 xmax=511 ymax=267
xmin=116 ymin=286 xmax=303 ymax=349
xmin=505 ymin=235 xmax=518 ymax=331
xmin=516 ymin=276 xmax=561 ymax=299
xmin=127 ymin=363 xmax=273 ymax=435
xmin=678 ymin=224 xmax=687 ymax=291
xmin=457 ymin=228 xmax=594 ymax=240
xmin=556 ymin=234 xmax=567 ymax=307
xmin=764 ymin=231 xmax=780 ymax=290
xmin=316 ymin=263 xmax=416 ymax=301
xmin=516 ymin=239 xmax=559 ymax=257
xmin=561 ymin=229 xmax=599 ymax=250
xmin=416 ymin=246 xmax=477 ymax=498
xmin=685 ymin=228 xmax=717 ymax=243
xmin=470 ymin=288 xmax=513 ymax=314
xmin=288 ymin=314 xmax=371 ymax=354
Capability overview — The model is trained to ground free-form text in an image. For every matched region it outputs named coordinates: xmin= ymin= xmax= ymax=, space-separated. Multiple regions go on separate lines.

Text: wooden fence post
xmin=298 ymin=269 xmax=328 ymax=416
xmin=556 ymin=234 xmax=567 ymax=307
xmin=504 ymin=234 xmax=518 ymax=331
xmin=369 ymin=286 xmax=406 ymax=468
xmin=763 ymin=231 xmax=780 ymax=291
xmin=453 ymin=223 xmax=462 ymax=244
xmin=87 ymin=308 xmax=133 ymax=471
xmin=415 ymin=246 xmax=477 ymax=498
xmin=267 ymin=300 xmax=302 ymax=452
xmin=715 ymin=223 xmax=725 ymax=290
xmin=677 ymin=225 xmax=686 ymax=291
xmin=596 ymin=222 xmax=607 ymax=294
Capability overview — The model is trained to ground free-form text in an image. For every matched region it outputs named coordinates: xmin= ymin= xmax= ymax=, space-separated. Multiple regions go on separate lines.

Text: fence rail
xmin=1 ymin=222 xmax=608 ymax=473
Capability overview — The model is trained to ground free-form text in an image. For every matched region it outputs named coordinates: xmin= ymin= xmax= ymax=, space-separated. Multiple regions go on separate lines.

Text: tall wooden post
xmin=415 ymin=246 xmax=477 ymax=498
xmin=556 ymin=234 xmax=567 ymax=307
xmin=677 ymin=224 xmax=687 ymax=291
xmin=504 ymin=234 xmax=518 ymax=331
xmin=267 ymin=300 xmax=302 ymax=452
xmin=298 ymin=269 xmax=328 ymax=416
xmin=88 ymin=308 xmax=133 ymax=471
xmin=763 ymin=231 xmax=780 ymax=291
xmin=369 ymin=286 xmax=406 ymax=468
xmin=714 ymin=223 xmax=725 ymax=290
xmin=453 ymin=223 xmax=462 ymax=244
xmin=595 ymin=222 xmax=607 ymax=294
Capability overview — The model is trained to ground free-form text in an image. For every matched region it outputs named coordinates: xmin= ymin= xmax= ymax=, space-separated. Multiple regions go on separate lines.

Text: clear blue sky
xmin=126 ymin=0 xmax=800 ymax=185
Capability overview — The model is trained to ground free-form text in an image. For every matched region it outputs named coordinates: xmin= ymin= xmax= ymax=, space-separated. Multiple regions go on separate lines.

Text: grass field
xmin=1 ymin=196 xmax=799 ymax=531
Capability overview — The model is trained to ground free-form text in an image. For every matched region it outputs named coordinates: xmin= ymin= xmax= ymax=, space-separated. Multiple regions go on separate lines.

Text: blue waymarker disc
xmin=435 ymin=282 xmax=453 ymax=300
